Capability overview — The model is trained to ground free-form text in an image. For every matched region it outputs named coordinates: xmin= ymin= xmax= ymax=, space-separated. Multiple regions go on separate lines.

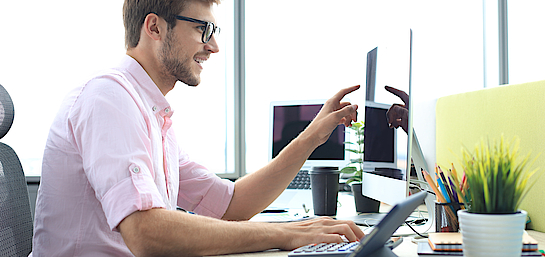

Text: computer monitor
xmin=361 ymin=101 xmax=398 ymax=174
xmin=366 ymin=47 xmax=378 ymax=102
xmin=269 ymin=100 xmax=350 ymax=170
xmin=360 ymin=29 xmax=413 ymax=206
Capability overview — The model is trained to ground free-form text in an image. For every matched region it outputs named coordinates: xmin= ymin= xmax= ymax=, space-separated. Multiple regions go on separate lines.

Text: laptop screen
xmin=270 ymin=101 xmax=348 ymax=169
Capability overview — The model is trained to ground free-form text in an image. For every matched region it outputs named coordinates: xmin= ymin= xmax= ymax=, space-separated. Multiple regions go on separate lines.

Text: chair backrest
xmin=0 ymin=84 xmax=33 ymax=256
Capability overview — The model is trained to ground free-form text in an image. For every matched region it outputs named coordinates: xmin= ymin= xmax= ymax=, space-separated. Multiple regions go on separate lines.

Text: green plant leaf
xmin=459 ymin=135 xmax=542 ymax=214
xmin=340 ymin=166 xmax=357 ymax=174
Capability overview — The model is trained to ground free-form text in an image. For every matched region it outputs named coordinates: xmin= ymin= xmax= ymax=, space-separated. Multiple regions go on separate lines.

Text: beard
xmin=158 ymin=30 xmax=200 ymax=87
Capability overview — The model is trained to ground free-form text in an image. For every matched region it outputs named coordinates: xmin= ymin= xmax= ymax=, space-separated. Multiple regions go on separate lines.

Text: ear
xmin=142 ymin=13 xmax=165 ymax=42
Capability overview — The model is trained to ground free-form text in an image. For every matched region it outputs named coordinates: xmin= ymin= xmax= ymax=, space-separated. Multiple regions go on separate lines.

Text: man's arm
xmin=119 ymin=208 xmax=363 ymax=257
xmin=222 ymin=86 xmax=360 ymax=221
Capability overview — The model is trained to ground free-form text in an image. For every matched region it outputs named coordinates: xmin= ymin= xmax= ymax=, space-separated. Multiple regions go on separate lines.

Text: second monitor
xmin=361 ymin=101 xmax=398 ymax=175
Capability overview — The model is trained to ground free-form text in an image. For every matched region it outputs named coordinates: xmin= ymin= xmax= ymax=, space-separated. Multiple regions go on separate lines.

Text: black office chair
xmin=0 ymin=84 xmax=33 ymax=256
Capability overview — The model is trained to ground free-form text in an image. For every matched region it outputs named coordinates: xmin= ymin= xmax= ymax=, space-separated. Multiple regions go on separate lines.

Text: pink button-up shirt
xmin=30 ymin=56 xmax=234 ymax=256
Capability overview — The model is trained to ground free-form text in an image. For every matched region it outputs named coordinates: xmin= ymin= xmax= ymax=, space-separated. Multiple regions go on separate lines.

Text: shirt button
xmin=132 ymin=167 xmax=140 ymax=173
xmin=152 ymin=106 xmax=157 ymax=112
xmin=165 ymin=108 xmax=170 ymax=113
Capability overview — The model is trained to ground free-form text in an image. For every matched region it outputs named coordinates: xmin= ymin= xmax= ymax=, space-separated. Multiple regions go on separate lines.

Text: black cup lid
xmin=309 ymin=166 xmax=339 ymax=174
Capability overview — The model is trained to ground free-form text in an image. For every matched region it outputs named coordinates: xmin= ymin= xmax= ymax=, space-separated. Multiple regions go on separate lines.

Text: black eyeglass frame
xmin=175 ymin=15 xmax=220 ymax=44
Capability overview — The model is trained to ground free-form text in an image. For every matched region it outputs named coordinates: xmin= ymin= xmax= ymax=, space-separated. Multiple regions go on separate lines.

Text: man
xmin=30 ymin=0 xmax=363 ymax=256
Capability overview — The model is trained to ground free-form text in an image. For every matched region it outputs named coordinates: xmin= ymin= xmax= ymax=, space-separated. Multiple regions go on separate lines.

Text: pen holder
xmin=435 ymin=201 xmax=463 ymax=232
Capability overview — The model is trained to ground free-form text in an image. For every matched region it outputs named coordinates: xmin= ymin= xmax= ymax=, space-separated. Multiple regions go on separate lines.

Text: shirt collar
xmin=120 ymin=55 xmax=173 ymax=118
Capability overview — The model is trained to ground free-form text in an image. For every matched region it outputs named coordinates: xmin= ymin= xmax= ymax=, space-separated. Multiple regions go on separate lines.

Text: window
xmin=508 ymin=1 xmax=545 ymax=84
xmin=1 ymin=0 xmax=126 ymax=176
xmin=244 ymin=1 xmax=484 ymax=174
xmin=166 ymin=3 xmax=235 ymax=174
xmin=1 ymin=1 xmax=524 ymax=178
xmin=0 ymin=1 xmax=234 ymax=176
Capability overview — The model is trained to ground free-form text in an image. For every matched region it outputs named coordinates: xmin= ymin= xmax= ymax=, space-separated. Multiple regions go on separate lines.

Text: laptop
xmin=288 ymin=191 xmax=427 ymax=257
xmin=267 ymin=170 xmax=313 ymax=211
xmin=266 ymin=100 xmax=350 ymax=211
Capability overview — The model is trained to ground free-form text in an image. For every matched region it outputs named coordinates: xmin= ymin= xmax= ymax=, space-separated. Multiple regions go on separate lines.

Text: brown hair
xmin=123 ymin=0 xmax=220 ymax=49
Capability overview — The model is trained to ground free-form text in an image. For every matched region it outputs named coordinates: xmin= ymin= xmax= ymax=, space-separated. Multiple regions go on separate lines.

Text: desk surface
xmin=212 ymin=230 xmax=545 ymax=257
xmin=211 ymin=192 xmax=545 ymax=257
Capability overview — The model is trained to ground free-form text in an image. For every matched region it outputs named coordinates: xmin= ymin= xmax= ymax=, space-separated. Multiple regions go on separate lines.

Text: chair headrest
xmin=0 ymin=84 xmax=14 ymax=139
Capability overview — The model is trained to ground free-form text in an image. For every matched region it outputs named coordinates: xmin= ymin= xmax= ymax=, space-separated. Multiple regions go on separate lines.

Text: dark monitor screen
xmin=271 ymin=104 xmax=345 ymax=161
xmin=363 ymin=105 xmax=395 ymax=163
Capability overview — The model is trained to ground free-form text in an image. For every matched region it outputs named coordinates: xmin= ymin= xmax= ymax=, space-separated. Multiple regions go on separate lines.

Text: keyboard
xmin=288 ymin=242 xmax=359 ymax=257
xmin=288 ymin=237 xmax=403 ymax=257
xmin=287 ymin=170 xmax=311 ymax=189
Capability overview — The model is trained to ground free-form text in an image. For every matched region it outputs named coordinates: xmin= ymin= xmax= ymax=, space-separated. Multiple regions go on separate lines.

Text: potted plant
xmin=455 ymin=135 xmax=541 ymax=257
xmin=340 ymin=121 xmax=380 ymax=213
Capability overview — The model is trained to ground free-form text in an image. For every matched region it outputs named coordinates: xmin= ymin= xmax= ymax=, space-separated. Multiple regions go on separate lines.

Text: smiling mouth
xmin=194 ymin=56 xmax=208 ymax=67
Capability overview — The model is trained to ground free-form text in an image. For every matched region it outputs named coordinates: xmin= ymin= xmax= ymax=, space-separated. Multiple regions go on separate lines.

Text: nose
xmin=205 ymin=35 xmax=220 ymax=53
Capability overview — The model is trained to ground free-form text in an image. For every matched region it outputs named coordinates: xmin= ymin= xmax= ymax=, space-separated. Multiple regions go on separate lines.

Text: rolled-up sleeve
xmin=101 ymin=165 xmax=166 ymax=230
xmin=69 ymin=77 xmax=166 ymax=230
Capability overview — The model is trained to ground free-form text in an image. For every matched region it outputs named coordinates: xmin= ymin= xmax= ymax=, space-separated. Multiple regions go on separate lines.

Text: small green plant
xmin=340 ymin=121 xmax=364 ymax=184
xmin=459 ymin=135 xmax=541 ymax=214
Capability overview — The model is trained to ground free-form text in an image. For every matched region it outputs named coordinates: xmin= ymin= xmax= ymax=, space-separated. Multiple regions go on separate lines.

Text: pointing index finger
xmin=385 ymin=85 xmax=409 ymax=105
xmin=332 ymin=85 xmax=361 ymax=102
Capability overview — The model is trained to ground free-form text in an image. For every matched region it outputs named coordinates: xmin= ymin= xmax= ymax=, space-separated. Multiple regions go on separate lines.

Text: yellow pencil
xmin=423 ymin=169 xmax=458 ymax=225
xmin=423 ymin=170 xmax=446 ymax=203
xmin=450 ymin=163 xmax=458 ymax=181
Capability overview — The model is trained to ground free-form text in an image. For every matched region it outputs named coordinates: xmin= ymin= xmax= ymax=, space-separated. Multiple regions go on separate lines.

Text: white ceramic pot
xmin=458 ymin=209 xmax=527 ymax=257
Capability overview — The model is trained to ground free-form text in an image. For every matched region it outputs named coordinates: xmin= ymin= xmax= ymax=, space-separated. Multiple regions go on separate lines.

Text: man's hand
xmin=278 ymin=217 xmax=365 ymax=250
xmin=385 ymin=86 xmax=409 ymax=133
xmin=304 ymin=85 xmax=360 ymax=148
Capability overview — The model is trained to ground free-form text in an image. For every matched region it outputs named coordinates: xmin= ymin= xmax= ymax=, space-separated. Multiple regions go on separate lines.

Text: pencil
xmin=423 ymin=169 xmax=458 ymax=226
xmin=450 ymin=163 xmax=459 ymax=182
xmin=436 ymin=176 xmax=452 ymax=203
xmin=422 ymin=170 xmax=446 ymax=203
xmin=448 ymin=176 xmax=459 ymax=203
xmin=438 ymin=169 xmax=454 ymax=203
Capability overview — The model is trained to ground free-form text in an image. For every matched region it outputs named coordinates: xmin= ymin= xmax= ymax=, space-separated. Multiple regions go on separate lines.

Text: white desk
xmin=208 ymin=238 xmax=418 ymax=257
xmin=210 ymin=192 xmax=545 ymax=257
xmin=210 ymin=192 xmax=426 ymax=257
xmin=213 ymin=231 xmax=545 ymax=257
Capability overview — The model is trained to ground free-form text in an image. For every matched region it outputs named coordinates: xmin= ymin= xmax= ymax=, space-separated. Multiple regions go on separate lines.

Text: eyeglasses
xmin=175 ymin=15 xmax=220 ymax=44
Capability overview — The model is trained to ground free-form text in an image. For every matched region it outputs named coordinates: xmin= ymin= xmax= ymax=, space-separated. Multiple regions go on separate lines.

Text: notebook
xmin=427 ymin=232 xmax=538 ymax=252
xmin=417 ymin=242 xmax=542 ymax=256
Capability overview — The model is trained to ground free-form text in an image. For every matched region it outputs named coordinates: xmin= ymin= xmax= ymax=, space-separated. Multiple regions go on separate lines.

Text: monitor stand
xmin=362 ymin=131 xmax=435 ymax=237
xmin=407 ymin=130 xmax=436 ymax=235
xmin=354 ymin=131 xmax=436 ymax=237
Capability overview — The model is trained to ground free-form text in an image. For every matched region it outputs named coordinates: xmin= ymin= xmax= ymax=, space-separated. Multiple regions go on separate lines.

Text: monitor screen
xmin=269 ymin=100 xmax=349 ymax=169
xmin=361 ymin=101 xmax=398 ymax=173
xmin=360 ymin=29 xmax=413 ymax=206
xmin=366 ymin=47 xmax=378 ymax=101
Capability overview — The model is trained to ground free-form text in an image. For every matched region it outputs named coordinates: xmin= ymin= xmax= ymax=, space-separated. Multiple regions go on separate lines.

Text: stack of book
xmin=417 ymin=232 xmax=541 ymax=256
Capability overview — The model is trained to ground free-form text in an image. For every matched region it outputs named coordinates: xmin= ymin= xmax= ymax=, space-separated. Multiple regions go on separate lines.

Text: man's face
xmin=158 ymin=1 xmax=219 ymax=87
